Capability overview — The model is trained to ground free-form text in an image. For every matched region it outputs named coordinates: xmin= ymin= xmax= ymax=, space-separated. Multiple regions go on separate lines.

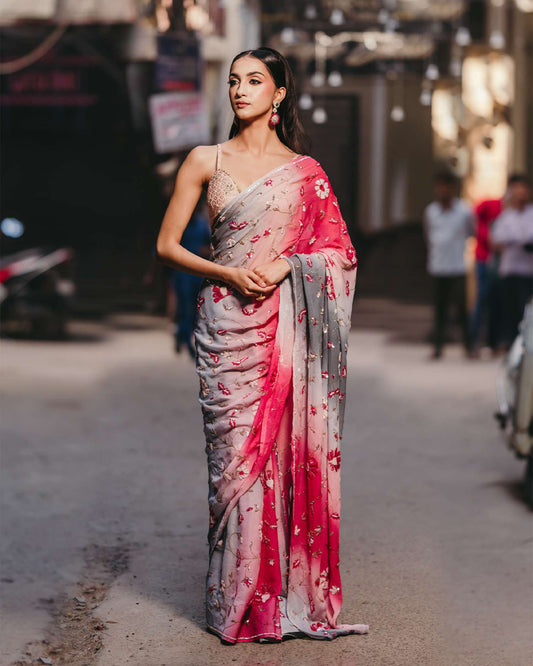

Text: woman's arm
xmin=156 ymin=147 xmax=275 ymax=297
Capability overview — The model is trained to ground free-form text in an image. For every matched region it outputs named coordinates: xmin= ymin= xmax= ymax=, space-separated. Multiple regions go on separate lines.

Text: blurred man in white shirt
xmin=491 ymin=173 xmax=533 ymax=348
xmin=424 ymin=172 xmax=475 ymax=359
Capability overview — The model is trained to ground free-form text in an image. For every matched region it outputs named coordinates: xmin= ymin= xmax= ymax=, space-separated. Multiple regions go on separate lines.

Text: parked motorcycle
xmin=0 ymin=219 xmax=76 ymax=338
xmin=495 ymin=298 xmax=533 ymax=508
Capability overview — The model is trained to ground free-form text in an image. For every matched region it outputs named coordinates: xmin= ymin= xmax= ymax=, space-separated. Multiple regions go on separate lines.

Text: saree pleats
xmin=194 ymin=155 xmax=369 ymax=642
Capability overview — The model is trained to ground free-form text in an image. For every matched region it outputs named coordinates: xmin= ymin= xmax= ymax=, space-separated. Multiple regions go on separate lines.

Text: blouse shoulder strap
xmin=216 ymin=143 xmax=221 ymax=170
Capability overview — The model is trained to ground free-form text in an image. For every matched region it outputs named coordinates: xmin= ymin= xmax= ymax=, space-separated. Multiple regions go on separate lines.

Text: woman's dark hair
xmin=228 ymin=47 xmax=310 ymax=155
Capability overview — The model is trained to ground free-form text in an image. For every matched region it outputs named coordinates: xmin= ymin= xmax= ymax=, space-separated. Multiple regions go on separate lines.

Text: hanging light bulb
xmin=390 ymin=105 xmax=405 ymax=122
xmin=425 ymin=63 xmax=439 ymax=80
xmin=299 ymin=93 xmax=313 ymax=110
xmin=455 ymin=27 xmax=471 ymax=47
xmin=377 ymin=9 xmax=389 ymax=24
xmin=304 ymin=4 xmax=318 ymax=20
xmin=385 ymin=16 xmax=399 ymax=32
xmin=330 ymin=8 xmax=344 ymax=25
xmin=363 ymin=34 xmax=378 ymax=50
xmin=489 ymin=30 xmax=506 ymax=49
xmin=449 ymin=58 xmax=462 ymax=77
xmin=312 ymin=107 xmax=328 ymax=124
xmin=311 ymin=71 xmax=326 ymax=87
xmin=327 ymin=71 xmax=343 ymax=87
xmin=280 ymin=27 xmax=296 ymax=45
xmin=419 ymin=88 xmax=432 ymax=106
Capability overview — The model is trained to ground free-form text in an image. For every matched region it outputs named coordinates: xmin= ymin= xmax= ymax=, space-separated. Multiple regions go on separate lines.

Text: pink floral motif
xmin=327 ymin=448 xmax=341 ymax=471
xmin=218 ymin=382 xmax=231 ymax=395
xmin=212 ymin=285 xmax=231 ymax=303
xmin=310 ymin=622 xmax=326 ymax=632
xmin=315 ymin=178 xmax=330 ymax=199
xmin=228 ymin=220 xmax=248 ymax=230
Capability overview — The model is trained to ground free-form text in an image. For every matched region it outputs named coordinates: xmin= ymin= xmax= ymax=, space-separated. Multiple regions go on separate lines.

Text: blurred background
xmin=1 ymin=0 xmax=532 ymax=317
xmin=2 ymin=3 xmax=533 ymax=665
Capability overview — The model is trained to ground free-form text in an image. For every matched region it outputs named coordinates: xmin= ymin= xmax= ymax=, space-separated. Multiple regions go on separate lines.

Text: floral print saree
xmin=194 ymin=154 xmax=368 ymax=643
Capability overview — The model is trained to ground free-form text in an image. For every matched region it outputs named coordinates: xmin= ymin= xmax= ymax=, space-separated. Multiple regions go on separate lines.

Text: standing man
xmin=491 ymin=173 xmax=533 ymax=348
xmin=424 ymin=172 xmax=475 ymax=359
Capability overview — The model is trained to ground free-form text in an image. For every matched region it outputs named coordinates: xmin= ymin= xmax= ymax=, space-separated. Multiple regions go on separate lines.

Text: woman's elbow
xmin=155 ymin=239 xmax=169 ymax=264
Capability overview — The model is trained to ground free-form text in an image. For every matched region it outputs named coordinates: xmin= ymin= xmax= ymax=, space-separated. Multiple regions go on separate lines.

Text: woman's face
xmin=228 ymin=55 xmax=285 ymax=124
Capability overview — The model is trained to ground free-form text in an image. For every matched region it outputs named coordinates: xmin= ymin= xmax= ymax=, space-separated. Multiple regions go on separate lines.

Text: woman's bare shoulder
xmin=181 ymin=145 xmax=219 ymax=182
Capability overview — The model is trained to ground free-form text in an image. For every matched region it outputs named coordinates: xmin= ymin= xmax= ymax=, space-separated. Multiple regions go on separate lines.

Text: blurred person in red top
xmin=470 ymin=197 xmax=503 ymax=352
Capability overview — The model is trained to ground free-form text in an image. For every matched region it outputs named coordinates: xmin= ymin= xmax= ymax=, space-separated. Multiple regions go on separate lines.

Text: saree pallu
xmin=194 ymin=155 xmax=368 ymax=643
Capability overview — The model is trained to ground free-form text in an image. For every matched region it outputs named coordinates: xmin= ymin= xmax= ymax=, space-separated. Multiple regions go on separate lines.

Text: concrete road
xmin=1 ymin=310 xmax=532 ymax=666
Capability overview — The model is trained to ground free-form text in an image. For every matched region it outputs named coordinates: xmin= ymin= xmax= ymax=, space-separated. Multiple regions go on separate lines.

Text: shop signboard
xmin=156 ymin=34 xmax=201 ymax=92
xmin=149 ymin=91 xmax=208 ymax=153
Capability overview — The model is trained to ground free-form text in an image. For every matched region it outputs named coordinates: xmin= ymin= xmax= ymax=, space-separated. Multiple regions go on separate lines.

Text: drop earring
xmin=269 ymin=100 xmax=280 ymax=126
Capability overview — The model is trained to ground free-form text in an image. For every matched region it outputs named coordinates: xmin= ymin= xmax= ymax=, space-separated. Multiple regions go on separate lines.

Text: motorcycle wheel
xmin=525 ymin=455 xmax=533 ymax=510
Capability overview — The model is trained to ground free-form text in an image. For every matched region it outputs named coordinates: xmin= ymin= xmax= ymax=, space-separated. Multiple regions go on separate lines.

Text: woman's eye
xmin=228 ymin=79 xmax=238 ymax=86
xmin=250 ymin=79 xmax=261 ymax=85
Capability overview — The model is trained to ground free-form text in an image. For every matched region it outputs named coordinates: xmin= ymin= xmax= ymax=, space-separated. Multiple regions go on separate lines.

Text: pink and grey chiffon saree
xmin=194 ymin=154 xmax=368 ymax=643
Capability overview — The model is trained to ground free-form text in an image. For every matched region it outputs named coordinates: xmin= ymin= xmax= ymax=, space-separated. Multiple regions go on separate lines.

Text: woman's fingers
xmin=247 ymin=271 xmax=275 ymax=291
xmin=249 ymin=270 xmax=268 ymax=288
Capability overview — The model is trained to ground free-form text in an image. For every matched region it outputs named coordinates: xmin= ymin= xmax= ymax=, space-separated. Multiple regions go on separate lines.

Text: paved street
xmin=1 ymin=307 xmax=532 ymax=666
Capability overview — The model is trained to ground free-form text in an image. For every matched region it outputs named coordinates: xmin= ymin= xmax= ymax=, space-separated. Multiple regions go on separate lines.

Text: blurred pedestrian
xmin=491 ymin=173 xmax=533 ymax=348
xmin=424 ymin=172 xmax=475 ymax=359
xmin=470 ymin=197 xmax=503 ymax=353
xmin=171 ymin=204 xmax=210 ymax=357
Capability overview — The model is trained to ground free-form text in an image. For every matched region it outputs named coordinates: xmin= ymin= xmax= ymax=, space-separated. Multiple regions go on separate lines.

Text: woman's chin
xmin=234 ymin=109 xmax=268 ymax=124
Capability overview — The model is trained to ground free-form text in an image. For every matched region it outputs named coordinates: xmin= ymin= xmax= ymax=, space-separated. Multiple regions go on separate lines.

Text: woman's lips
xmin=236 ymin=102 xmax=250 ymax=108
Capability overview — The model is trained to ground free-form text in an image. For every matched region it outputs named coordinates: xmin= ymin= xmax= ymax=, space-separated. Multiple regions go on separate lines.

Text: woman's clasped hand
xmin=224 ymin=258 xmax=291 ymax=297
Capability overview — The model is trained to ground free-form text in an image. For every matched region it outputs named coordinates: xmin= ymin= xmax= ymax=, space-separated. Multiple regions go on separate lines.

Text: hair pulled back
xmin=228 ymin=47 xmax=309 ymax=156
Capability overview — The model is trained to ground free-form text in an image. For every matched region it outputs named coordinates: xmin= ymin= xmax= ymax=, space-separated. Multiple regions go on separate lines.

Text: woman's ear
xmin=275 ymin=87 xmax=287 ymax=104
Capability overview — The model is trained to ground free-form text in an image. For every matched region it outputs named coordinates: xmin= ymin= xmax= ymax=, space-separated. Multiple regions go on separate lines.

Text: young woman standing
xmin=156 ymin=47 xmax=368 ymax=643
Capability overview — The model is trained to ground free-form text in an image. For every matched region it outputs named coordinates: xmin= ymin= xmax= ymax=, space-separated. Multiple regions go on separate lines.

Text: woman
xmin=156 ymin=47 xmax=368 ymax=643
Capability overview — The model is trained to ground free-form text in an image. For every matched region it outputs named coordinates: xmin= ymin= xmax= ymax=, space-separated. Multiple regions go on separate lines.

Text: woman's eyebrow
xmin=229 ymin=70 xmax=265 ymax=79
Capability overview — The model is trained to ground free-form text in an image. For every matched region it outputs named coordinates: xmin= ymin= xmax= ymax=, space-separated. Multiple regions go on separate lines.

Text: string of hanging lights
xmin=267 ymin=0 xmax=531 ymax=123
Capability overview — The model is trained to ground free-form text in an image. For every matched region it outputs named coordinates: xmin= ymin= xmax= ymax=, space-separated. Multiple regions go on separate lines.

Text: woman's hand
xmin=224 ymin=266 xmax=277 ymax=298
xmin=253 ymin=258 xmax=291 ymax=287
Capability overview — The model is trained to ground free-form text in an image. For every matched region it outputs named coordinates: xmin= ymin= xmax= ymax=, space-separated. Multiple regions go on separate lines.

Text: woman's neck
xmin=232 ymin=120 xmax=289 ymax=157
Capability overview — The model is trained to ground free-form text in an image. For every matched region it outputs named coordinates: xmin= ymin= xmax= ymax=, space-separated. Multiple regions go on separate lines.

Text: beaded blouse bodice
xmin=206 ymin=145 xmax=240 ymax=222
